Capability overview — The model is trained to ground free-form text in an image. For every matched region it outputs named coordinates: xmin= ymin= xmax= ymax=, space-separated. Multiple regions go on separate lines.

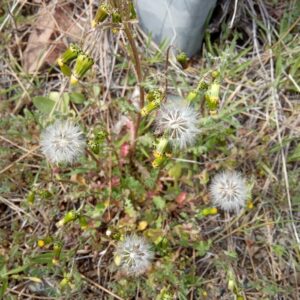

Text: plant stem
xmin=86 ymin=148 xmax=101 ymax=168
xmin=123 ymin=23 xmax=145 ymax=157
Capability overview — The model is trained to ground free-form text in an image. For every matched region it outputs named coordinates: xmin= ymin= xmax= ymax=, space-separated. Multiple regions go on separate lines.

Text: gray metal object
xmin=135 ymin=0 xmax=217 ymax=56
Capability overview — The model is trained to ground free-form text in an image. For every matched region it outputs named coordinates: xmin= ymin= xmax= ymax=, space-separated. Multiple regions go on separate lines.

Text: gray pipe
xmin=135 ymin=0 xmax=217 ymax=56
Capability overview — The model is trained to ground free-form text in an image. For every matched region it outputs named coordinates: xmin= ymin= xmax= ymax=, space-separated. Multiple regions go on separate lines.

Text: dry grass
xmin=0 ymin=0 xmax=300 ymax=299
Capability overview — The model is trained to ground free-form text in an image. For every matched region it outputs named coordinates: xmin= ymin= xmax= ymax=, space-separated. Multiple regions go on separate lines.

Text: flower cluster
xmin=57 ymin=44 xmax=94 ymax=85
xmin=140 ymin=89 xmax=200 ymax=168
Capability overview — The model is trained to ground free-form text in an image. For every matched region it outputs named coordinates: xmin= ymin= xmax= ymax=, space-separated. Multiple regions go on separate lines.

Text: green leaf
xmin=0 ymin=272 xmax=8 ymax=299
xmin=30 ymin=253 xmax=54 ymax=265
xmin=69 ymin=92 xmax=85 ymax=104
xmin=93 ymin=85 xmax=101 ymax=97
xmin=32 ymin=96 xmax=55 ymax=114
xmin=0 ymin=256 xmax=8 ymax=297
xmin=288 ymin=144 xmax=300 ymax=162
xmin=153 ymin=196 xmax=166 ymax=210
xmin=2 ymin=264 xmax=30 ymax=276
xmin=194 ymin=240 xmax=212 ymax=257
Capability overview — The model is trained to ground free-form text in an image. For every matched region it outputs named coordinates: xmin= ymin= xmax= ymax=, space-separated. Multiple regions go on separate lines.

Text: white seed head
xmin=115 ymin=235 xmax=153 ymax=276
xmin=40 ymin=120 xmax=86 ymax=164
xmin=209 ymin=171 xmax=247 ymax=212
xmin=155 ymin=100 xmax=199 ymax=149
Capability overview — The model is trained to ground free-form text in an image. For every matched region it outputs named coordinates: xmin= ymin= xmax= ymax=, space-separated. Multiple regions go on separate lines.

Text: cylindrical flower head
xmin=141 ymin=90 xmax=163 ymax=116
xmin=155 ymin=100 xmax=199 ymax=149
xmin=209 ymin=171 xmax=247 ymax=212
xmin=57 ymin=44 xmax=82 ymax=67
xmin=71 ymin=53 xmax=94 ymax=84
xmin=92 ymin=4 xmax=110 ymax=28
xmin=141 ymin=101 xmax=160 ymax=117
xmin=115 ymin=235 xmax=153 ymax=276
xmin=112 ymin=11 xmax=122 ymax=23
xmin=40 ymin=120 xmax=86 ymax=164
xmin=205 ymin=82 xmax=220 ymax=111
xmin=154 ymin=137 xmax=169 ymax=158
xmin=152 ymin=155 xmax=167 ymax=168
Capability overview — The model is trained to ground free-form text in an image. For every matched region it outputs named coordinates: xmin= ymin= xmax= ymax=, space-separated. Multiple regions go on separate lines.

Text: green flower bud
xmin=89 ymin=140 xmax=99 ymax=154
xmin=211 ymin=70 xmax=220 ymax=79
xmin=89 ymin=129 xmax=107 ymax=154
xmin=205 ymin=82 xmax=220 ymax=111
xmin=152 ymin=155 xmax=167 ymax=168
xmin=196 ymin=79 xmax=209 ymax=91
xmin=71 ymin=53 xmax=94 ymax=84
xmin=59 ymin=277 xmax=70 ymax=289
xmin=27 ymin=191 xmax=35 ymax=204
xmin=201 ymin=208 xmax=211 ymax=216
xmin=92 ymin=4 xmax=110 ymax=28
xmin=52 ymin=241 xmax=63 ymax=265
xmin=38 ymin=189 xmax=52 ymax=199
xmin=56 ymin=210 xmax=78 ymax=227
xmin=112 ymin=12 xmax=122 ymax=23
xmin=154 ymin=138 xmax=169 ymax=158
xmin=57 ymin=44 xmax=82 ymax=67
xmin=186 ymin=90 xmax=198 ymax=102
xmin=79 ymin=215 xmax=88 ymax=230
xmin=176 ymin=52 xmax=188 ymax=67
xmin=146 ymin=90 xmax=163 ymax=102
xmin=141 ymin=100 xmax=160 ymax=117
xmin=228 ymin=279 xmax=235 ymax=291
xmin=141 ymin=90 xmax=163 ymax=116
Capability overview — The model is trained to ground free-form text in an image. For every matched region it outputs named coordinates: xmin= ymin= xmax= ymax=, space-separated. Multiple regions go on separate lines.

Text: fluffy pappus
xmin=155 ymin=100 xmax=199 ymax=149
xmin=40 ymin=120 xmax=86 ymax=164
xmin=209 ymin=171 xmax=247 ymax=212
xmin=115 ymin=235 xmax=153 ymax=276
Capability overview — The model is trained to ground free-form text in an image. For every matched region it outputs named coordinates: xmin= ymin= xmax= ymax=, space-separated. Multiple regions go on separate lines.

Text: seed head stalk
xmin=123 ymin=23 xmax=145 ymax=157
xmin=109 ymin=1 xmax=144 ymax=158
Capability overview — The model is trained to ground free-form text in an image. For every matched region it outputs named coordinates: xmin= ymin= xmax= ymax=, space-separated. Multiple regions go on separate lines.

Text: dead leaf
xmin=175 ymin=191 xmax=187 ymax=207
xmin=23 ymin=2 xmax=83 ymax=73
xmin=70 ymin=174 xmax=86 ymax=186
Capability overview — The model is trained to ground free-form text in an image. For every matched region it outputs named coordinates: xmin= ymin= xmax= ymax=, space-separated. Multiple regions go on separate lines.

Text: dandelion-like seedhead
xmin=115 ymin=235 xmax=153 ymax=276
xmin=155 ymin=100 xmax=199 ymax=149
xmin=209 ymin=171 xmax=247 ymax=212
xmin=40 ymin=120 xmax=86 ymax=164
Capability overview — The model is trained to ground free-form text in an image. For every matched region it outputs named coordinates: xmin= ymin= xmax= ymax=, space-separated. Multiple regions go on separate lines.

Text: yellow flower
xmin=209 ymin=207 xmax=218 ymax=215
xmin=37 ymin=239 xmax=45 ymax=248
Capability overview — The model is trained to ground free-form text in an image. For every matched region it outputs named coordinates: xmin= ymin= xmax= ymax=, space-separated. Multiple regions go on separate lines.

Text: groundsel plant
xmin=40 ymin=120 xmax=86 ymax=164
xmin=209 ymin=171 xmax=247 ymax=212
xmin=155 ymin=100 xmax=199 ymax=149
xmin=114 ymin=235 xmax=153 ymax=276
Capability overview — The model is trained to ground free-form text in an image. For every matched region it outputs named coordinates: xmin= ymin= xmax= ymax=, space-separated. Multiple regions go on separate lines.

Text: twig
xmin=81 ymin=274 xmax=125 ymax=300
xmin=229 ymin=0 xmax=239 ymax=28
xmin=86 ymin=148 xmax=101 ymax=168
xmin=0 ymin=145 xmax=40 ymax=175
xmin=0 ymin=136 xmax=43 ymax=158
xmin=6 ymin=288 xmax=57 ymax=300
